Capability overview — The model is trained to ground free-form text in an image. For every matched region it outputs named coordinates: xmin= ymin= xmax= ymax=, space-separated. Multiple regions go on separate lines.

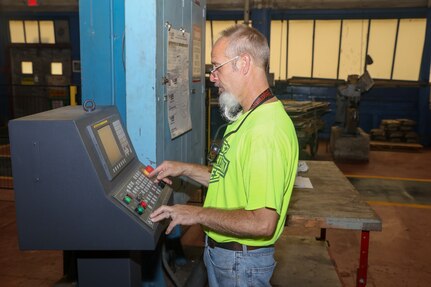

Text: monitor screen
xmin=88 ymin=115 xmax=135 ymax=181
xmin=97 ymin=125 xmax=122 ymax=167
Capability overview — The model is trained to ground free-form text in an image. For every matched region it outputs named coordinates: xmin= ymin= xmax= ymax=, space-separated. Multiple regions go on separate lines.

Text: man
xmin=149 ymin=24 xmax=298 ymax=286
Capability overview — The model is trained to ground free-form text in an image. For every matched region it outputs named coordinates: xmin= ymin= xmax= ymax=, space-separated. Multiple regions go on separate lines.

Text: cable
xmin=161 ymin=241 xmax=181 ymax=287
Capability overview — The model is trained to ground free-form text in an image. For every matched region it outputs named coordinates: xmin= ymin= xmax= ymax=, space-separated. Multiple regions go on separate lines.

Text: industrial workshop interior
xmin=1 ymin=0 xmax=431 ymax=286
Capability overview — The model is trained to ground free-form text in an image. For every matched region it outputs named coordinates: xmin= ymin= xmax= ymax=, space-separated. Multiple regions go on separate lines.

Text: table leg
xmin=316 ymin=228 xmax=327 ymax=241
xmin=356 ymin=230 xmax=370 ymax=287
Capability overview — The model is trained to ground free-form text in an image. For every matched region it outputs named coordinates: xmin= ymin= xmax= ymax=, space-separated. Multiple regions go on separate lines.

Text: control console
xmin=113 ymin=166 xmax=170 ymax=228
xmin=9 ymin=105 xmax=173 ymax=250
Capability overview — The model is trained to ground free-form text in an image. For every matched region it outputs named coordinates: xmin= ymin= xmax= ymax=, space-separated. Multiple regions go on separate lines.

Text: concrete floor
xmin=1 ymin=142 xmax=431 ymax=286
xmin=319 ymin=146 xmax=431 ymax=287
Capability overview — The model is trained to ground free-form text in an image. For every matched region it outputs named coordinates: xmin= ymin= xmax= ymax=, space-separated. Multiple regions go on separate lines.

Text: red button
xmin=143 ymin=165 xmax=154 ymax=176
xmin=140 ymin=201 xmax=148 ymax=208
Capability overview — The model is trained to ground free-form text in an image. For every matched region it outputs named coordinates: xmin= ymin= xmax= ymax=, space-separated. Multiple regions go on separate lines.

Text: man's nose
xmin=209 ymin=72 xmax=217 ymax=82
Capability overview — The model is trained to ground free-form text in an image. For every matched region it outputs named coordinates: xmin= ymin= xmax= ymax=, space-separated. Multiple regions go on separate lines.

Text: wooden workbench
xmin=288 ymin=161 xmax=382 ymax=232
xmin=274 ymin=161 xmax=382 ymax=287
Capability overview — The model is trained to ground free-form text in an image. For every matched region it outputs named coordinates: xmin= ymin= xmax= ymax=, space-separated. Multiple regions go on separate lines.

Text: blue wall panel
xmin=360 ymin=88 xmax=420 ymax=132
xmin=274 ymin=83 xmax=423 ymax=141
xmin=125 ymin=0 xmax=158 ymax=163
xmin=125 ymin=0 xmax=206 ymax=165
xmin=79 ymin=0 xmax=126 ymax=120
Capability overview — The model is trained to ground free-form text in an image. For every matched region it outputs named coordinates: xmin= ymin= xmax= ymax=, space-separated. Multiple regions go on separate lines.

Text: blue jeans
xmin=203 ymin=238 xmax=276 ymax=287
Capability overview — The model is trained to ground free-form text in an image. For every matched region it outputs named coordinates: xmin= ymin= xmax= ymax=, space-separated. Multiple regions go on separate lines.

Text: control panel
xmin=9 ymin=105 xmax=172 ymax=250
xmin=113 ymin=165 xmax=171 ymax=228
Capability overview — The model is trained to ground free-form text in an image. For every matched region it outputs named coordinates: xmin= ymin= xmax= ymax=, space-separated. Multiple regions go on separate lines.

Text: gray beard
xmin=219 ymin=92 xmax=243 ymax=122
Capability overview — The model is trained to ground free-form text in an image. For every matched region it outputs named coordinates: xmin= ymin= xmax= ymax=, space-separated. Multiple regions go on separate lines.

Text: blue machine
xmin=9 ymin=105 xmax=173 ymax=286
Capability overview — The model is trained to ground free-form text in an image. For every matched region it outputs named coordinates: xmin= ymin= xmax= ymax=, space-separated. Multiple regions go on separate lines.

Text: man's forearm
xmin=182 ymin=163 xmax=211 ymax=187
xmin=150 ymin=203 xmax=278 ymax=237
xmin=197 ymin=207 xmax=278 ymax=238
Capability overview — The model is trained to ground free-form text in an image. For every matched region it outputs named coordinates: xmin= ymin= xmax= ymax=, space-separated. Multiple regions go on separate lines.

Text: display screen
xmin=88 ymin=114 xmax=135 ymax=181
xmin=97 ymin=125 xmax=123 ymax=166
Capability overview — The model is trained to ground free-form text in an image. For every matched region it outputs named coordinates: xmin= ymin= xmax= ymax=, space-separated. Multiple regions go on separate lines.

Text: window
xmin=21 ymin=61 xmax=33 ymax=75
xmin=25 ymin=21 xmax=39 ymax=43
xmin=313 ymin=20 xmax=341 ymax=79
xmin=339 ymin=20 xmax=369 ymax=80
xmin=9 ymin=21 xmax=25 ymax=43
xmin=270 ymin=21 xmax=288 ymax=79
xmin=9 ymin=20 xmax=64 ymax=45
xmin=270 ymin=18 xmax=426 ymax=82
xmin=39 ymin=21 xmax=55 ymax=44
xmin=51 ymin=62 xmax=63 ymax=75
xmin=367 ymin=20 xmax=397 ymax=79
xmin=287 ymin=20 xmax=313 ymax=78
xmin=392 ymin=19 xmax=426 ymax=81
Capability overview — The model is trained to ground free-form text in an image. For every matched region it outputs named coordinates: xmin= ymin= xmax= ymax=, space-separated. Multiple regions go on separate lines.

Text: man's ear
xmin=238 ymin=54 xmax=251 ymax=75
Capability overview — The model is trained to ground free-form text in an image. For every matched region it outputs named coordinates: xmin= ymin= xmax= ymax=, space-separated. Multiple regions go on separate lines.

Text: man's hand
xmin=150 ymin=204 xmax=202 ymax=234
xmin=147 ymin=161 xmax=185 ymax=185
xmin=147 ymin=161 xmax=210 ymax=187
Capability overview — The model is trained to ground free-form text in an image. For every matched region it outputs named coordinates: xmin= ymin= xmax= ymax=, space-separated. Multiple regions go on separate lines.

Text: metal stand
xmin=356 ymin=231 xmax=370 ymax=287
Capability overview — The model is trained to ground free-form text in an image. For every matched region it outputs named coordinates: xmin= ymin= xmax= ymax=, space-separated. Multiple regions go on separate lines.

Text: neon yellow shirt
xmin=204 ymin=100 xmax=298 ymax=246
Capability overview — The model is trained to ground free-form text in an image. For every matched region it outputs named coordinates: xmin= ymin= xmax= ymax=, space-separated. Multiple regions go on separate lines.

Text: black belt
xmin=207 ymin=236 xmax=273 ymax=251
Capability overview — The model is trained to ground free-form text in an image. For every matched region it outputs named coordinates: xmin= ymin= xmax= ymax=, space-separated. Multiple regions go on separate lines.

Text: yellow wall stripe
xmin=345 ymin=174 xmax=431 ymax=183
xmin=368 ymin=201 xmax=431 ymax=209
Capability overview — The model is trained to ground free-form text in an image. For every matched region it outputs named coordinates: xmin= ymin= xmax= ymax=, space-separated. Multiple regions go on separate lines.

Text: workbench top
xmin=287 ymin=160 xmax=382 ymax=231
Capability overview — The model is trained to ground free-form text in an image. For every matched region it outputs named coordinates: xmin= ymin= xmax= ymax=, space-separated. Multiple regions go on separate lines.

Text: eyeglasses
xmin=210 ymin=56 xmax=239 ymax=74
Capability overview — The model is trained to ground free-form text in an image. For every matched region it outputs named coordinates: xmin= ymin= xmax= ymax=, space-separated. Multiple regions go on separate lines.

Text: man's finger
xmin=150 ymin=205 xmax=167 ymax=218
xmin=165 ymin=221 xmax=177 ymax=234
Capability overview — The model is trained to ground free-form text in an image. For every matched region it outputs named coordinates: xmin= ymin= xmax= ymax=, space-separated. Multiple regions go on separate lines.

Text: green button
xmin=136 ymin=206 xmax=144 ymax=215
xmin=123 ymin=196 xmax=132 ymax=204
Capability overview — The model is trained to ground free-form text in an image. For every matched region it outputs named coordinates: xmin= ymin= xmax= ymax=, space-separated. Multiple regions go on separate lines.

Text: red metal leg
xmin=356 ymin=231 xmax=370 ymax=287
